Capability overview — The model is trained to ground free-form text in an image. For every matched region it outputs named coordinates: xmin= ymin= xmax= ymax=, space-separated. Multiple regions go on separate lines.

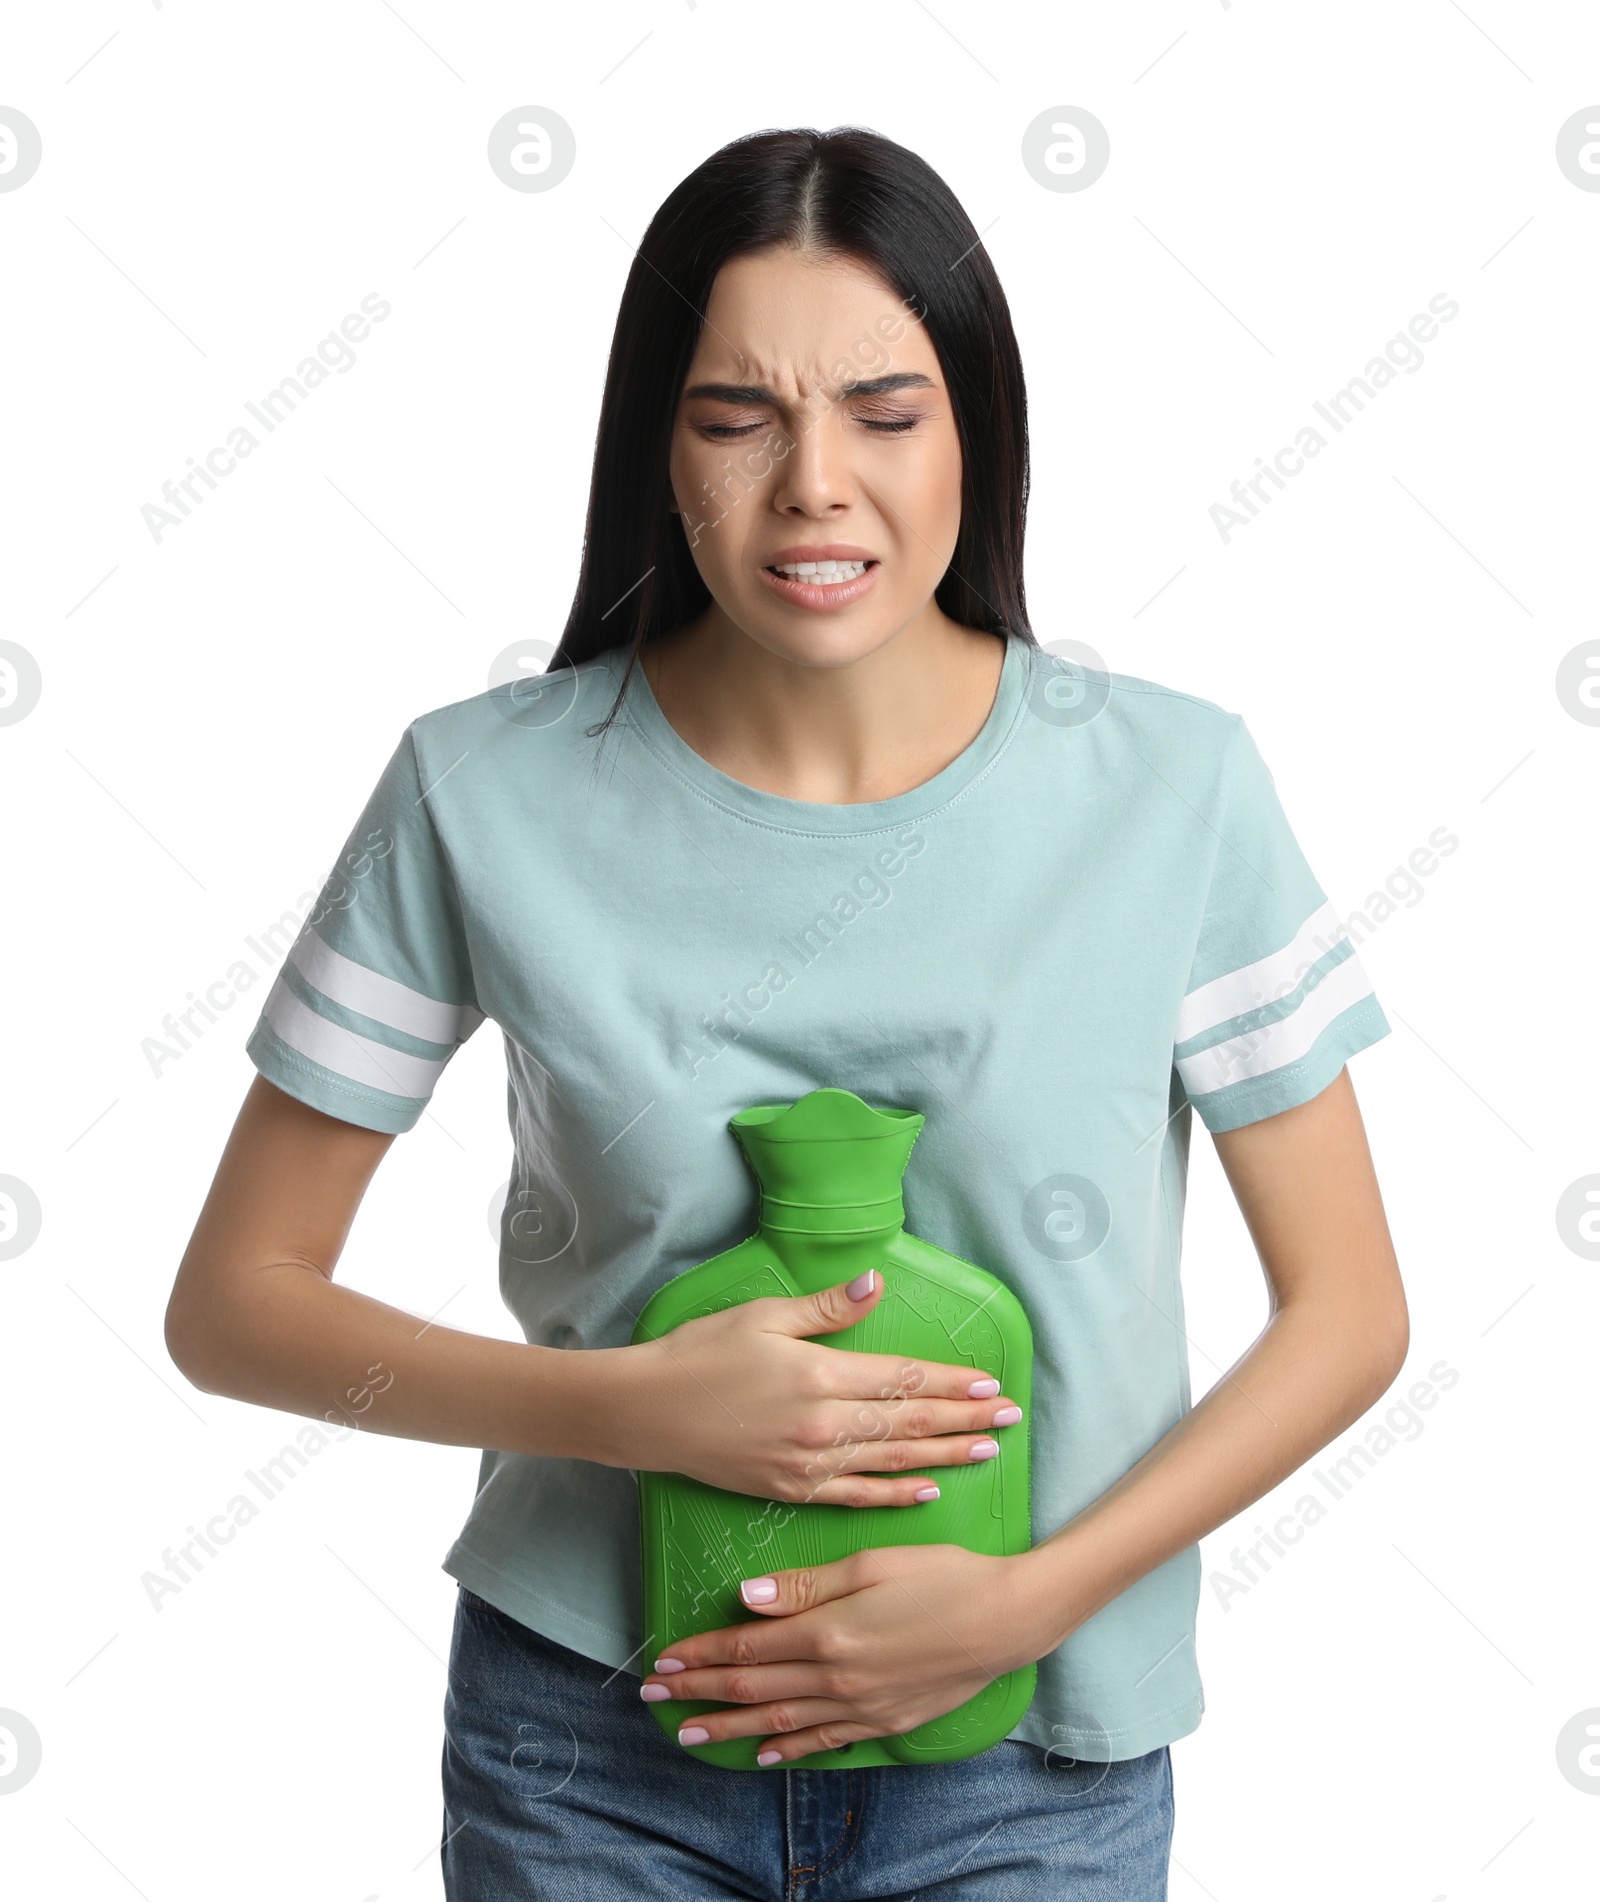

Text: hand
xmin=614 ymin=1269 xmax=1024 ymax=1508
xmin=639 ymin=1543 xmax=1050 ymax=1764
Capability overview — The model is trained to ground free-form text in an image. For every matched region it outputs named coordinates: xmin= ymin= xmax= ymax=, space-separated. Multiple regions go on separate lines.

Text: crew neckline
xmin=606 ymin=631 xmax=1032 ymax=837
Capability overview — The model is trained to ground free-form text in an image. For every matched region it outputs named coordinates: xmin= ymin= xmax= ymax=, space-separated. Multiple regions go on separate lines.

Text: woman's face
xmin=667 ymin=246 xmax=965 ymax=669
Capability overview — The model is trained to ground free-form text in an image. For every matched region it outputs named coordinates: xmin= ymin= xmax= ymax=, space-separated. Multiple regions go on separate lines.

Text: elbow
xmin=1365 ymin=1287 xmax=1411 ymax=1400
xmin=164 ymin=1288 xmax=229 ymax=1396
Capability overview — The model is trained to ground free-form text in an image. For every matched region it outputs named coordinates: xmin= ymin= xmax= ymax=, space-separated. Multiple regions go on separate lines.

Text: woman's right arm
xmin=163 ymin=1075 xmax=620 ymax=1460
xmin=164 ymin=1078 xmax=1021 ymax=1501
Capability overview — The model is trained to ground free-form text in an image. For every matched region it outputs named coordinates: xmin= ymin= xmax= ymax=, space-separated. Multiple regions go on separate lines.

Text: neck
xmin=641 ymin=612 xmax=1005 ymax=805
xmin=756 ymin=1190 xmax=905 ymax=1243
xmin=757 ymin=1195 xmax=904 ymax=1290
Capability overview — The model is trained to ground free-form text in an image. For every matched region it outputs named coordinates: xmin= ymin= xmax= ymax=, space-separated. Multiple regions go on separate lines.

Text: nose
xmin=770 ymin=399 xmax=858 ymax=516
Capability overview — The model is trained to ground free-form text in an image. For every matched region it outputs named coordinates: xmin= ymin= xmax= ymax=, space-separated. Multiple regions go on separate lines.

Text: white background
xmin=3 ymin=3 xmax=1596 ymax=1897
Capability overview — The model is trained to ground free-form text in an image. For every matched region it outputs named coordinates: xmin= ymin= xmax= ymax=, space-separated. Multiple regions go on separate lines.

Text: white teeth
xmin=772 ymin=559 xmax=869 ymax=583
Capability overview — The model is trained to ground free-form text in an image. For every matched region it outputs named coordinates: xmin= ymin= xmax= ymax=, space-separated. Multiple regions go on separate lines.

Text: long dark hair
xmin=549 ymin=125 xmax=1034 ymax=737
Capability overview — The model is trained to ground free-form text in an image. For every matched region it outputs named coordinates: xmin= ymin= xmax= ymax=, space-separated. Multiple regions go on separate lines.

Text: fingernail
xmin=654 ymin=1656 xmax=686 ymax=1674
xmin=913 ymin=1484 xmax=941 ymax=1501
xmin=967 ymin=1377 xmax=1000 ymax=1398
xmin=991 ymin=1405 xmax=1022 ymax=1426
xmin=757 ymin=1749 xmax=783 ymax=1766
xmin=968 ymin=1438 xmax=1000 ymax=1461
xmin=740 ymin=1576 xmax=778 ymax=1605
xmin=678 ymin=1725 xmax=711 ymax=1746
xmin=846 ymin=1269 xmax=876 ymax=1301
xmin=640 ymin=1683 xmax=672 ymax=1702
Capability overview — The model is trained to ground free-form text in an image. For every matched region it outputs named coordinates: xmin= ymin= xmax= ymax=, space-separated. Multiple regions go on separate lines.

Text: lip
xmin=766 ymin=543 xmax=877 ymax=564
xmin=759 ymin=545 xmax=881 ymax=613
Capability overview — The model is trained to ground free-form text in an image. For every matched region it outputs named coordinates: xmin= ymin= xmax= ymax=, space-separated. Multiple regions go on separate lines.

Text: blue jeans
xmin=440 ymin=1586 xmax=1173 ymax=1900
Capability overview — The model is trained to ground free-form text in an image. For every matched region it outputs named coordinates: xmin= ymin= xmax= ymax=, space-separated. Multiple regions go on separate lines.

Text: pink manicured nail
xmin=967 ymin=1377 xmax=1000 ymax=1398
xmin=968 ymin=1438 xmax=999 ymax=1461
xmin=913 ymin=1484 xmax=941 ymax=1502
xmin=678 ymin=1725 xmax=711 ymax=1746
xmin=757 ymin=1749 xmax=783 ymax=1766
xmin=991 ymin=1405 xmax=1022 ymax=1426
xmin=740 ymin=1576 xmax=778 ymax=1605
xmin=654 ymin=1656 xmax=686 ymax=1673
xmin=640 ymin=1683 xmax=672 ymax=1702
xmin=846 ymin=1269 xmax=876 ymax=1300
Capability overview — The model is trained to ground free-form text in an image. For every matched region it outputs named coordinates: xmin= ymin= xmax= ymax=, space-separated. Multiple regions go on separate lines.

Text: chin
xmin=730 ymin=607 xmax=911 ymax=673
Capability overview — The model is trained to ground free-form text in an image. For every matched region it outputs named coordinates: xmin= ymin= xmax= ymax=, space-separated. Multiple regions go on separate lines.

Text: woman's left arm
xmin=1010 ymin=1062 xmax=1408 ymax=1644
xmin=641 ymin=1068 xmax=1409 ymax=1763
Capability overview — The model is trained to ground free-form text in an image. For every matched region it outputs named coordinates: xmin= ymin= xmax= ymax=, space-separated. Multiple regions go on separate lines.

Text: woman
xmin=165 ymin=126 xmax=1407 ymax=1899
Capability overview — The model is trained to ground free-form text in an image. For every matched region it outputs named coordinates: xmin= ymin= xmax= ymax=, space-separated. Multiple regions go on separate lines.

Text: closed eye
xmin=695 ymin=411 xmax=926 ymax=440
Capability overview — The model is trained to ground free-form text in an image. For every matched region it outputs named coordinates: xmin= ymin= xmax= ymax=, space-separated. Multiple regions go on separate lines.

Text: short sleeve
xmin=1174 ymin=718 xmax=1390 ymax=1133
xmin=245 ymin=724 xmax=485 ymax=1134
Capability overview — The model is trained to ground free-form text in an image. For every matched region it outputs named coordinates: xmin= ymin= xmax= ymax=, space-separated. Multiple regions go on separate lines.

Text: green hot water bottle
xmin=631 ymin=1087 xmax=1035 ymax=1770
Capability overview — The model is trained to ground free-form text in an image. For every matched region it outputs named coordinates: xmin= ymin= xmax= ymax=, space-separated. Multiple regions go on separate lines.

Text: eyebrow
xmin=682 ymin=372 xmax=937 ymax=404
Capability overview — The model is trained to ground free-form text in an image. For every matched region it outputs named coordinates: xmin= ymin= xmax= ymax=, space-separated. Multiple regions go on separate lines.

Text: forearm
xmin=166 ymin=1261 xmax=638 ymax=1464
xmin=1014 ymin=1294 xmax=1407 ymax=1650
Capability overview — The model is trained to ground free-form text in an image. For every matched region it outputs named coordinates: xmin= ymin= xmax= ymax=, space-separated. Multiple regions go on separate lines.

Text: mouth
xmin=759 ymin=558 xmax=880 ymax=611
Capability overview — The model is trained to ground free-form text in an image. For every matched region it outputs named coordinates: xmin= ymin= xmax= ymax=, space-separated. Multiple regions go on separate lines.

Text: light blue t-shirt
xmin=244 ymin=632 xmax=1389 ymax=1759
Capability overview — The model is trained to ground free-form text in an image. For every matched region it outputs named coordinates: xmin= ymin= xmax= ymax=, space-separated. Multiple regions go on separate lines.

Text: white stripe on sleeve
xmin=263 ymin=975 xmax=453 ymax=1103
xmin=288 ymin=925 xmax=482 ymax=1045
xmin=1176 ymin=949 xmax=1377 ymax=1099
xmin=1177 ymin=899 xmax=1348 ymax=1045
